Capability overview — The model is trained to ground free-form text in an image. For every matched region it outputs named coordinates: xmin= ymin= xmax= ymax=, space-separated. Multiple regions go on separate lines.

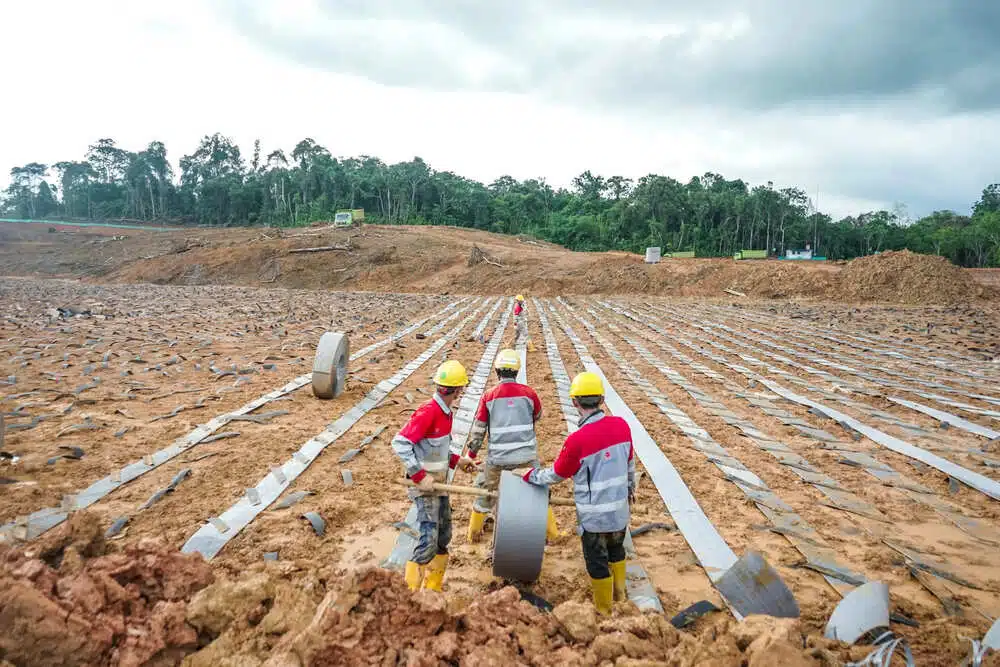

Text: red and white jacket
xmin=525 ymin=411 xmax=635 ymax=533
xmin=392 ymin=392 xmax=459 ymax=496
xmin=467 ymin=379 xmax=542 ymax=466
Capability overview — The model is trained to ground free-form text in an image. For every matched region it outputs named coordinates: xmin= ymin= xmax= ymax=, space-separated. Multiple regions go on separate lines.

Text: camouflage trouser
xmin=412 ymin=495 xmax=452 ymax=565
xmin=471 ymin=459 xmax=541 ymax=514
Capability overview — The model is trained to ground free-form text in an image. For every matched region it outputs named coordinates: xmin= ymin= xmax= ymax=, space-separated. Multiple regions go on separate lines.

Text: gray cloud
xmin=219 ymin=0 xmax=1000 ymax=113
xmin=212 ymin=0 xmax=1000 ymax=216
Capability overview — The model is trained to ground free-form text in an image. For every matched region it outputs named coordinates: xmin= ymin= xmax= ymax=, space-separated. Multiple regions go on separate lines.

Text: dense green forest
xmin=3 ymin=134 xmax=999 ymax=266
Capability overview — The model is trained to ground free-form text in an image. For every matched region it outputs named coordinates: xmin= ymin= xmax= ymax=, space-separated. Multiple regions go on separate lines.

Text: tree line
xmin=3 ymin=134 xmax=999 ymax=267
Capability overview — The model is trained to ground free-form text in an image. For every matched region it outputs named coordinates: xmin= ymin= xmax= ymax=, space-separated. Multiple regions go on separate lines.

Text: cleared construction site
xmin=2 ymin=221 xmax=1000 ymax=666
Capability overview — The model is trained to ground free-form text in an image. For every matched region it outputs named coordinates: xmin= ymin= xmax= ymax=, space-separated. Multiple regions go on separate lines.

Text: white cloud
xmin=0 ymin=0 xmax=995 ymax=220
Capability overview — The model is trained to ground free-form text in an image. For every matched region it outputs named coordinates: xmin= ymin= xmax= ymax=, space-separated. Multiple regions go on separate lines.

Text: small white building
xmin=786 ymin=244 xmax=813 ymax=260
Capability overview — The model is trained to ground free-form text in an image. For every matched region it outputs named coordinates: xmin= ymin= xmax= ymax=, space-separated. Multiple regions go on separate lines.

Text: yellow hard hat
xmin=434 ymin=360 xmax=469 ymax=387
xmin=569 ymin=371 xmax=603 ymax=397
xmin=494 ymin=348 xmax=521 ymax=372
xmin=515 ymin=294 xmax=525 ymax=301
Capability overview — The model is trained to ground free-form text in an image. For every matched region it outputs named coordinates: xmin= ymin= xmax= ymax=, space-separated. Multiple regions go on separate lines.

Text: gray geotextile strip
xmin=183 ymin=298 xmax=491 ymax=559
xmin=0 ymin=298 xmax=467 ymax=543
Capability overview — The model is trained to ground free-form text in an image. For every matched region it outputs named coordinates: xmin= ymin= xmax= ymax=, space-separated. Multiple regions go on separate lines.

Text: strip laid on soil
xmin=3 ymin=281 xmax=1000 ymax=666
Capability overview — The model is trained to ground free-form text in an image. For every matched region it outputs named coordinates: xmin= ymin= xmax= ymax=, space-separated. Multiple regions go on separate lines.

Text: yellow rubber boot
xmin=610 ymin=560 xmax=627 ymax=602
xmin=545 ymin=507 xmax=560 ymax=543
xmin=422 ymin=553 xmax=449 ymax=592
xmin=467 ymin=510 xmax=487 ymax=544
xmin=591 ymin=576 xmax=614 ymax=616
xmin=404 ymin=561 xmax=424 ymax=592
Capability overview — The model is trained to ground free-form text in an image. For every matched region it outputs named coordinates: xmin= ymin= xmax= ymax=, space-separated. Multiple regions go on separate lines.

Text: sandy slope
xmin=1 ymin=221 xmax=995 ymax=304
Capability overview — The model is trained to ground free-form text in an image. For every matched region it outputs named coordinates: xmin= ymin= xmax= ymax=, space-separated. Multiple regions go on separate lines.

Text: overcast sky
xmin=2 ymin=0 xmax=998 ymax=218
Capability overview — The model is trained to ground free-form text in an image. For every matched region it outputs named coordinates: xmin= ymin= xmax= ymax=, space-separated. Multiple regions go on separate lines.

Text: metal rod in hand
xmin=393 ymin=479 xmax=576 ymax=506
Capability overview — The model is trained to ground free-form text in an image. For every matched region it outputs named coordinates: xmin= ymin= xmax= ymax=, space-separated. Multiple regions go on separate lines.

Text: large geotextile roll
xmin=312 ymin=332 xmax=350 ymax=399
xmin=492 ymin=470 xmax=549 ymax=583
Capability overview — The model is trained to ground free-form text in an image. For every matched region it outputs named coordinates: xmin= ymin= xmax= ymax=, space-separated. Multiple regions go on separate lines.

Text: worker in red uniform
xmin=464 ymin=348 xmax=559 ymax=544
xmin=522 ymin=371 xmax=635 ymax=615
xmin=513 ymin=294 xmax=528 ymax=347
xmin=391 ymin=359 xmax=469 ymax=592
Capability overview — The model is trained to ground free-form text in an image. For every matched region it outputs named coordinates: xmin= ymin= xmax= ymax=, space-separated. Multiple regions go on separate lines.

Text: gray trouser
xmin=514 ymin=317 xmax=528 ymax=344
xmin=472 ymin=459 xmax=541 ymax=514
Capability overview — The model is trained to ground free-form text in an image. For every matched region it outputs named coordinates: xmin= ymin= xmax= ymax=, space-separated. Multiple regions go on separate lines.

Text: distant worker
xmin=464 ymin=349 xmax=558 ymax=544
xmin=391 ymin=359 xmax=469 ymax=592
xmin=521 ymin=371 xmax=635 ymax=615
xmin=513 ymin=294 xmax=528 ymax=347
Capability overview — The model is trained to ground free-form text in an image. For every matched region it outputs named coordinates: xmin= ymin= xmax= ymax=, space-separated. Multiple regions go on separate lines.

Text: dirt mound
xmin=0 ymin=513 xmax=994 ymax=665
xmin=5 ymin=511 xmax=833 ymax=667
xmin=836 ymin=250 xmax=988 ymax=304
xmin=693 ymin=261 xmax=833 ymax=299
xmin=0 ymin=515 xmax=214 ymax=667
xmin=1 ymin=222 xmax=997 ymax=304
xmin=190 ymin=564 xmax=997 ymax=666
xmin=187 ymin=566 xmax=840 ymax=667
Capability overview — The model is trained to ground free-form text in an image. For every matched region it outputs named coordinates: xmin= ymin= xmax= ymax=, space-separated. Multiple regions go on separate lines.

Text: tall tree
xmin=974 ymin=184 xmax=1000 ymax=217
xmin=4 ymin=163 xmax=50 ymax=218
xmin=4 ymin=134 xmax=999 ymax=268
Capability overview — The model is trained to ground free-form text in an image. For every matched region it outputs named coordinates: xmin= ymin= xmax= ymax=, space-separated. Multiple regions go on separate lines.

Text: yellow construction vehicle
xmin=333 ymin=208 xmax=364 ymax=228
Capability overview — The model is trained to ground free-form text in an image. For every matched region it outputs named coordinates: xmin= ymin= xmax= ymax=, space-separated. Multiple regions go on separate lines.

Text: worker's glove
xmin=411 ymin=470 xmax=436 ymax=492
xmin=515 ymin=467 xmax=535 ymax=483
xmin=458 ymin=456 xmax=478 ymax=473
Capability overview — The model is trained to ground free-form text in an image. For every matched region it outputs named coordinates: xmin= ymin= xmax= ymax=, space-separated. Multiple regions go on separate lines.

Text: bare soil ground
xmin=1 ymin=221 xmax=996 ymax=304
xmin=2 ymin=222 xmax=1000 ymax=666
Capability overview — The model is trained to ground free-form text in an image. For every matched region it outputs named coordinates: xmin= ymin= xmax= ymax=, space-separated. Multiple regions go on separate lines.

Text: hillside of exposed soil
xmin=0 ymin=221 xmax=995 ymax=304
